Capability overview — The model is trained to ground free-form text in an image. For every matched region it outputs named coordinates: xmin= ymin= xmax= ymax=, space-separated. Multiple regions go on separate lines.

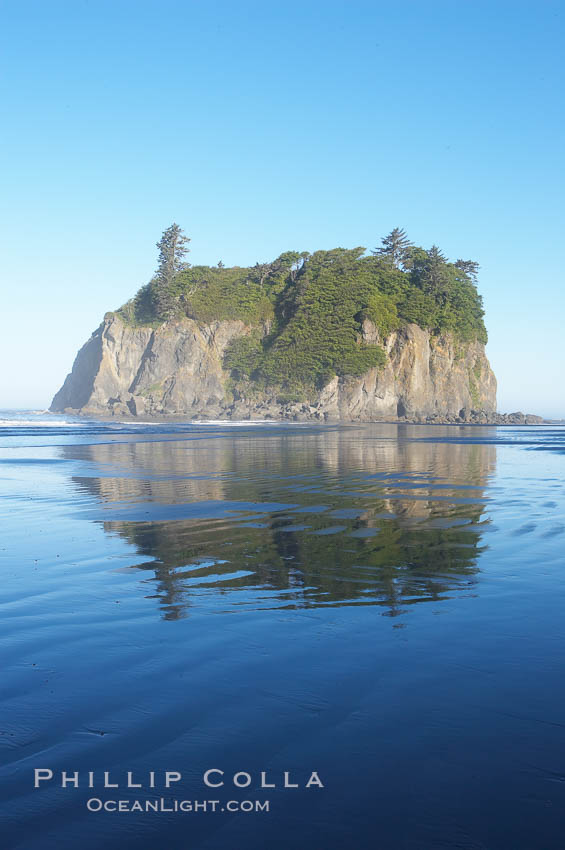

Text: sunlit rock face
xmin=51 ymin=313 xmax=497 ymax=421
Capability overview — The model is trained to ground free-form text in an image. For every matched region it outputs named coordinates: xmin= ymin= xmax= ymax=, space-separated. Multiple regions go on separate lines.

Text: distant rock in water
xmin=51 ymin=313 xmax=499 ymax=422
xmin=453 ymin=409 xmax=544 ymax=425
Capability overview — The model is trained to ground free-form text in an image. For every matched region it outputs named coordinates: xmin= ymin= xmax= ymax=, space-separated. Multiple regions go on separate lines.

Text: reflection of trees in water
xmin=64 ymin=427 xmax=496 ymax=620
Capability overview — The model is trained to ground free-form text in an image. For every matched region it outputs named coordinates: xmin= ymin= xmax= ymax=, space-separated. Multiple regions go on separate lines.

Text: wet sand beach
xmin=1 ymin=415 xmax=565 ymax=849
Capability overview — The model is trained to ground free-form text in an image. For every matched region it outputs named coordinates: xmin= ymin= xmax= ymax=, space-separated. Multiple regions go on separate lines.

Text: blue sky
xmin=1 ymin=0 xmax=563 ymax=416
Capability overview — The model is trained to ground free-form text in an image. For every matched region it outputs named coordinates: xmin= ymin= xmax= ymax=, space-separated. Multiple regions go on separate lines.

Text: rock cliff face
xmin=51 ymin=313 xmax=497 ymax=421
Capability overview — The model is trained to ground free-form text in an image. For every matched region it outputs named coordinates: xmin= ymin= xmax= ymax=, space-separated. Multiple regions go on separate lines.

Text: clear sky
xmin=1 ymin=0 xmax=563 ymax=417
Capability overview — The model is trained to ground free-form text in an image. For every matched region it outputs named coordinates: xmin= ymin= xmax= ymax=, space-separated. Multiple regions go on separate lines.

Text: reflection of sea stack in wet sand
xmin=66 ymin=425 xmax=496 ymax=619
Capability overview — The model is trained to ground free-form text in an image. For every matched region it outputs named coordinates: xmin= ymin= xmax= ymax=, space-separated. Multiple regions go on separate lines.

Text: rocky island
xmin=50 ymin=226 xmax=539 ymax=424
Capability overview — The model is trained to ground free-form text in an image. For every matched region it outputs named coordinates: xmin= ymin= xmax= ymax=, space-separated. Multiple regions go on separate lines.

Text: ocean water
xmin=1 ymin=411 xmax=565 ymax=849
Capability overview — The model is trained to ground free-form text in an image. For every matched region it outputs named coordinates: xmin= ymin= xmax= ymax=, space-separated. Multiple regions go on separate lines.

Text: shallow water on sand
xmin=1 ymin=414 xmax=565 ymax=849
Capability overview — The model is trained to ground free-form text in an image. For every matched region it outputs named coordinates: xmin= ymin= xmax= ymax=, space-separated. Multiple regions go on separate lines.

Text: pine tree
xmin=427 ymin=245 xmax=447 ymax=265
xmin=154 ymin=224 xmax=190 ymax=320
xmin=253 ymin=262 xmax=273 ymax=287
xmin=420 ymin=246 xmax=449 ymax=303
xmin=455 ymin=259 xmax=480 ymax=282
xmin=372 ymin=227 xmax=413 ymax=268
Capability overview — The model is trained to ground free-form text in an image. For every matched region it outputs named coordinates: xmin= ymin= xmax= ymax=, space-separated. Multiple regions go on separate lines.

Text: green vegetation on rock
xmin=116 ymin=225 xmax=488 ymax=397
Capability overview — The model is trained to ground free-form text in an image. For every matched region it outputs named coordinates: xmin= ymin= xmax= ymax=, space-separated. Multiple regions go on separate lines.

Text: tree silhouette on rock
xmin=373 ymin=228 xmax=413 ymax=269
xmin=455 ymin=259 xmax=480 ymax=283
xmin=153 ymin=224 xmax=191 ymax=320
